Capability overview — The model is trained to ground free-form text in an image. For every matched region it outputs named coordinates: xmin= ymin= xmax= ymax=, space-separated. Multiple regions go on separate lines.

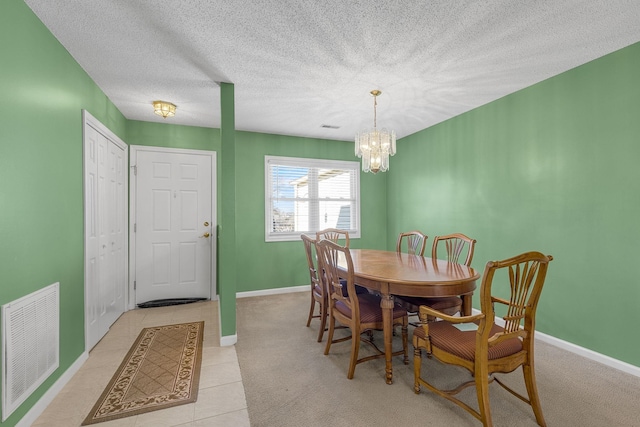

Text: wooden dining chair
xmin=413 ymin=251 xmax=553 ymax=427
xmin=432 ymin=233 xmax=477 ymax=266
xmin=302 ymin=234 xmax=330 ymax=342
xmin=396 ymin=230 xmax=427 ymax=256
xmin=396 ymin=233 xmax=477 ymax=320
xmin=316 ymin=228 xmax=350 ymax=247
xmin=316 ymin=239 xmax=409 ymax=379
xmin=317 ymin=227 xmax=370 ymax=297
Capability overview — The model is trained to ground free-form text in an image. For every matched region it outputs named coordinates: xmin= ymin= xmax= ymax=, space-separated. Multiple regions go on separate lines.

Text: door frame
xmin=83 ymin=110 xmax=129 ymax=351
xmin=128 ymin=145 xmax=217 ymax=310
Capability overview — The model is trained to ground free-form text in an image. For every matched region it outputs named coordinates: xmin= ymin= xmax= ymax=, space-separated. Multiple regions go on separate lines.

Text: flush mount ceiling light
xmin=152 ymin=100 xmax=177 ymax=118
xmin=355 ymin=90 xmax=396 ymax=173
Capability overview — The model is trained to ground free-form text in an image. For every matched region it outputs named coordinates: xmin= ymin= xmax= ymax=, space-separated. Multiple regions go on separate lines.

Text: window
xmin=265 ymin=156 xmax=360 ymax=242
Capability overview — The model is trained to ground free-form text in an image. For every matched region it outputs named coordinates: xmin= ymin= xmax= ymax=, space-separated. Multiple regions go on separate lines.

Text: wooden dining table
xmin=337 ymin=249 xmax=480 ymax=384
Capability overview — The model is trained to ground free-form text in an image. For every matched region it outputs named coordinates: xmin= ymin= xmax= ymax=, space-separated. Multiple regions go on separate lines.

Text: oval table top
xmin=342 ymin=249 xmax=480 ymax=298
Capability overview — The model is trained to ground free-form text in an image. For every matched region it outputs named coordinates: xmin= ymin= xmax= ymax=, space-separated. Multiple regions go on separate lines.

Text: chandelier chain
xmin=373 ymin=95 xmax=377 ymax=129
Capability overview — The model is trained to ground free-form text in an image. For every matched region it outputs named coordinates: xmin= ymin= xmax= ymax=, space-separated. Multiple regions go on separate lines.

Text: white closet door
xmin=84 ymin=111 xmax=127 ymax=350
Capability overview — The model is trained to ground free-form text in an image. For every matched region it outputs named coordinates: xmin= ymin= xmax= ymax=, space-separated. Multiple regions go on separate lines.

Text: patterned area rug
xmin=82 ymin=321 xmax=204 ymax=425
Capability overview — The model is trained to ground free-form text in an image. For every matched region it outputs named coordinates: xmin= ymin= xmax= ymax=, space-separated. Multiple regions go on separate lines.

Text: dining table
xmin=337 ymin=249 xmax=480 ymax=384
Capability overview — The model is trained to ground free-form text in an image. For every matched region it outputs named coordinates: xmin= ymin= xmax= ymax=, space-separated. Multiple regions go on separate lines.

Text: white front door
xmin=84 ymin=111 xmax=128 ymax=350
xmin=131 ymin=147 xmax=215 ymax=305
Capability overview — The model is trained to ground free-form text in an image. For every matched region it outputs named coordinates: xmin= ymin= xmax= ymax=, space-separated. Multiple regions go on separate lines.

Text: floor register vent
xmin=2 ymin=282 xmax=59 ymax=421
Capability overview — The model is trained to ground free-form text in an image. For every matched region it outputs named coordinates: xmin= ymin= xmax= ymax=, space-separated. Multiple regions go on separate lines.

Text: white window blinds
xmin=265 ymin=156 xmax=360 ymax=242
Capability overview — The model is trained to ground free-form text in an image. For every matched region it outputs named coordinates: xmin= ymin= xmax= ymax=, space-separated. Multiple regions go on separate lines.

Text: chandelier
xmin=355 ymin=90 xmax=396 ymax=173
xmin=152 ymin=100 xmax=177 ymax=118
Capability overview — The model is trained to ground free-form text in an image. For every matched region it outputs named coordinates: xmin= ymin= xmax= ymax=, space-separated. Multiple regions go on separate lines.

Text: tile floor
xmin=32 ymin=301 xmax=250 ymax=427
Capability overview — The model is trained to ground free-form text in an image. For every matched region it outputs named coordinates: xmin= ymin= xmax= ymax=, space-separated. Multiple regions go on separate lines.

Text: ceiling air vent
xmin=321 ymin=124 xmax=340 ymax=129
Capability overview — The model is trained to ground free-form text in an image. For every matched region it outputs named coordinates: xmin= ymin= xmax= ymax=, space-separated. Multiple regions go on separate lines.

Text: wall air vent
xmin=2 ymin=283 xmax=59 ymax=421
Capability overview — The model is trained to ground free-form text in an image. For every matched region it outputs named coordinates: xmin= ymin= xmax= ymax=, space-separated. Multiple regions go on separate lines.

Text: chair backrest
xmin=316 ymin=228 xmax=350 ymax=248
xmin=315 ymin=239 xmax=359 ymax=319
xmin=301 ymin=234 xmax=318 ymax=288
xmin=396 ymin=230 xmax=427 ymax=256
xmin=431 ymin=233 xmax=476 ymax=266
xmin=478 ymin=251 xmax=553 ymax=345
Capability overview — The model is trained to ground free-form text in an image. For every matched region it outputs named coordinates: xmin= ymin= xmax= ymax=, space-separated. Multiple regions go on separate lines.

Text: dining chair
xmin=413 ymin=251 xmax=553 ymax=427
xmin=317 ymin=227 xmax=369 ymax=297
xmin=432 ymin=233 xmax=477 ymax=266
xmin=316 ymin=239 xmax=409 ymax=379
xmin=302 ymin=234 xmax=330 ymax=342
xmin=396 ymin=233 xmax=477 ymax=320
xmin=396 ymin=230 xmax=427 ymax=256
xmin=316 ymin=228 xmax=350 ymax=247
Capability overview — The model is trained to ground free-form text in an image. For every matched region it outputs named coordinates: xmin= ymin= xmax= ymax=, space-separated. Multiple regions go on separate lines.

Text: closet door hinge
xmin=134 ymin=281 xmax=136 ymax=290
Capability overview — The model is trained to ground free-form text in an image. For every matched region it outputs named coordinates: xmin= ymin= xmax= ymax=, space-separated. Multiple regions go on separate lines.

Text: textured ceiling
xmin=24 ymin=0 xmax=640 ymax=141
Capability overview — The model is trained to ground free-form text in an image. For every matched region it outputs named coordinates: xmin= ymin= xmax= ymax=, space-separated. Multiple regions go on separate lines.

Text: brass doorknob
xmin=200 ymin=232 xmax=210 ymax=238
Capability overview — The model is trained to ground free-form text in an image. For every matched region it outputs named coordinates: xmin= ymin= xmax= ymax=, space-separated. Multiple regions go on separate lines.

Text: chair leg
xmin=323 ymin=312 xmax=336 ymax=355
xmin=317 ymin=301 xmax=327 ymax=342
xmin=475 ymin=368 xmax=493 ymax=427
xmin=306 ymin=292 xmax=315 ymax=327
xmin=401 ymin=319 xmax=408 ymax=364
xmin=413 ymin=346 xmax=422 ymax=394
xmin=347 ymin=326 xmax=361 ymax=379
xmin=523 ymin=362 xmax=547 ymax=427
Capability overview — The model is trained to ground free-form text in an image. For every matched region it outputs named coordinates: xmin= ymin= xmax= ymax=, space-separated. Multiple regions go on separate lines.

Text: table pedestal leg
xmin=380 ymin=293 xmax=394 ymax=384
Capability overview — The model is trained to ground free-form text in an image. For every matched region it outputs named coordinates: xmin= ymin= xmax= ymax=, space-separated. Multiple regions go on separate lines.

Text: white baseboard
xmin=16 ymin=351 xmax=89 ymax=427
xmin=535 ymin=330 xmax=640 ymax=377
xmin=471 ymin=308 xmax=640 ymax=378
xmin=220 ymin=333 xmax=238 ymax=346
xmin=236 ymin=285 xmax=307 ymax=299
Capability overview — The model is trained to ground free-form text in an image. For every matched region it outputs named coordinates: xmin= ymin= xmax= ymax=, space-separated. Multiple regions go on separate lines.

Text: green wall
xmin=218 ymin=83 xmax=238 ymax=337
xmin=2 ymin=0 xmax=639 ymax=424
xmin=0 ymin=1 xmax=127 ymax=425
xmin=388 ymin=42 xmax=640 ymax=366
xmin=127 ymin=120 xmax=220 ymax=151
xmin=234 ymin=131 xmax=389 ymax=293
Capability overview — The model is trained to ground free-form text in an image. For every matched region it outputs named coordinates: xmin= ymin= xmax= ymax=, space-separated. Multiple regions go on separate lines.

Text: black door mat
xmin=137 ymin=298 xmax=207 ymax=308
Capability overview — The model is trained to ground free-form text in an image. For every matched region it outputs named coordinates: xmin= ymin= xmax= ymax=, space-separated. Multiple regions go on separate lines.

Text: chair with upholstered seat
xmin=302 ymin=234 xmax=330 ymax=342
xmin=413 ymin=251 xmax=553 ymax=427
xmin=396 ymin=233 xmax=477 ymax=319
xmin=396 ymin=230 xmax=427 ymax=256
xmin=316 ymin=239 xmax=409 ymax=379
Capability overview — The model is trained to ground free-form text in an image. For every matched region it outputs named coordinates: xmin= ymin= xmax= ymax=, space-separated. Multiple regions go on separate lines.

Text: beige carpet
xmin=82 ymin=321 xmax=204 ymax=425
xmin=236 ymin=292 xmax=640 ymax=427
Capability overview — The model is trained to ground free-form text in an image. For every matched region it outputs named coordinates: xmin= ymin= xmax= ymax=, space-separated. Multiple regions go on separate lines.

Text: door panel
xmin=134 ymin=149 xmax=214 ymax=304
xmin=84 ymin=112 xmax=127 ymax=351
